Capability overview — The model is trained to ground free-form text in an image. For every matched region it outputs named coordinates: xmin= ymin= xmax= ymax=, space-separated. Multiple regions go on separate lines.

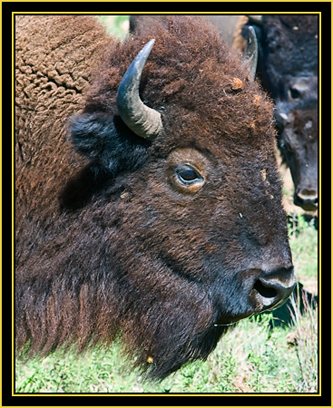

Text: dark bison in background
xmin=15 ymin=15 xmax=295 ymax=381
xmin=240 ymin=15 xmax=319 ymax=211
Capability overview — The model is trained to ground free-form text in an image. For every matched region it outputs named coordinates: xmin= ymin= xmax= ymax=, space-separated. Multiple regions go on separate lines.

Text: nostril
xmin=296 ymin=189 xmax=318 ymax=203
xmin=297 ymin=194 xmax=318 ymax=203
xmin=253 ymin=268 xmax=296 ymax=310
xmin=253 ymin=279 xmax=278 ymax=299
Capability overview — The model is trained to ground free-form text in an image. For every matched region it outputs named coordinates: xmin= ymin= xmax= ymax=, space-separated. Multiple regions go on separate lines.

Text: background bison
xmin=15 ymin=15 xmax=295 ymax=381
xmin=239 ymin=15 xmax=318 ymax=212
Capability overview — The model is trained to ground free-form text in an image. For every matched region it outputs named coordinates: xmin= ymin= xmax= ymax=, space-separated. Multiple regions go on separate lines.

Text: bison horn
xmin=117 ymin=39 xmax=163 ymax=140
xmin=242 ymin=26 xmax=258 ymax=81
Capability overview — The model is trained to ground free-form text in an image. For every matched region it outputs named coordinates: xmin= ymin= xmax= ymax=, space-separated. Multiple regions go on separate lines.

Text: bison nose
xmin=294 ymin=189 xmax=318 ymax=211
xmin=253 ymin=267 xmax=296 ymax=311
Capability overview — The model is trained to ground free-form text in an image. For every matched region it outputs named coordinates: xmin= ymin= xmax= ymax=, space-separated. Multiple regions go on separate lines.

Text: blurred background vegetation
xmin=98 ymin=15 xmax=129 ymax=40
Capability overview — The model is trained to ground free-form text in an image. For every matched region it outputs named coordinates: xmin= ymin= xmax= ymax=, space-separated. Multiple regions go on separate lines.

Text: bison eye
xmin=176 ymin=165 xmax=203 ymax=185
xmin=167 ymin=149 xmax=208 ymax=194
xmin=289 ymin=87 xmax=301 ymax=100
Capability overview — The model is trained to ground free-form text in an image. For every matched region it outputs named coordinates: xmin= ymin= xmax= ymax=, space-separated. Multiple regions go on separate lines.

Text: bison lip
xmin=214 ymin=311 xmax=255 ymax=327
xmin=213 ymin=300 xmax=283 ymax=328
xmin=213 ymin=290 xmax=293 ymax=327
xmin=214 ymin=321 xmax=237 ymax=327
xmin=293 ymin=194 xmax=318 ymax=212
xmin=298 ymin=201 xmax=318 ymax=212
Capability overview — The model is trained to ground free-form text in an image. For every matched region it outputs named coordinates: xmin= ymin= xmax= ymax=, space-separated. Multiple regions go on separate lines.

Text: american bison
xmin=15 ymin=15 xmax=295 ymax=381
xmin=240 ymin=15 xmax=318 ymax=211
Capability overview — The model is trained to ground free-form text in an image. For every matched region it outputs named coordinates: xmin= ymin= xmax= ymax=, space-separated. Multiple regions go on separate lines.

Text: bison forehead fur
xmin=15 ymin=15 xmax=293 ymax=381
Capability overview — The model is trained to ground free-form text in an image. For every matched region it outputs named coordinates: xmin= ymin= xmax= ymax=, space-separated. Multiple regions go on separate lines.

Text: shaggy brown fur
xmin=15 ymin=15 xmax=112 ymax=218
xmin=15 ymin=15 xmax=293 ymax=381
xmin=15 ymin=14 xmax=113 ymax=275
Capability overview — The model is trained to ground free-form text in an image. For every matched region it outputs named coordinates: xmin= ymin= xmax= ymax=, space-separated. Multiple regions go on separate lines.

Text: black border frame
xmin=4 ymin=1 xmax=331 ymax=406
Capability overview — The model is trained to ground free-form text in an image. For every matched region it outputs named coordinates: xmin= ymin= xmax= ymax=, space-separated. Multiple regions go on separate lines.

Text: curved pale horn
xmin=242 ymin=26 xmax=258 ymax=81
xmin=117 ymin=39 xmax=163 ymax=140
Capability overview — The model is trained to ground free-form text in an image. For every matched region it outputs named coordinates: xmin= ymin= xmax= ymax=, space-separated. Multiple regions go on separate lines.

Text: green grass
xmin=15 ymin=301 xmax=318 ymax=393
xmin=289 ymin=215 xmax=318 ymax=280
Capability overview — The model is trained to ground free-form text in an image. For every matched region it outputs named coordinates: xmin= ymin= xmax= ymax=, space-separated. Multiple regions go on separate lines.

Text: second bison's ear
xmin=69 ymin=112 xmax=150 ymax=175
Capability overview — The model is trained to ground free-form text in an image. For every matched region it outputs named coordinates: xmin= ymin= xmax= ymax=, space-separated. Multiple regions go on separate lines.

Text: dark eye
xmin=289 ymin=87 xmax=301 ymax=100
xmin=176 ymin=165 xmax=203 ymax=185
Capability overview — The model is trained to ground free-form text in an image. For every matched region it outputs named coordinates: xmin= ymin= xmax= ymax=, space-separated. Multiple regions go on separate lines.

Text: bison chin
xmin=123 ymin=267 xmax=295 ymax=381
xmin=131 ymin=322 xmax=230 ymax=382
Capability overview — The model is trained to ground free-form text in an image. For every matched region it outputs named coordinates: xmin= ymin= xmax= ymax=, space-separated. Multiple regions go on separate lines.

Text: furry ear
xmin=69 ymin=113 xmax=150 ymax=176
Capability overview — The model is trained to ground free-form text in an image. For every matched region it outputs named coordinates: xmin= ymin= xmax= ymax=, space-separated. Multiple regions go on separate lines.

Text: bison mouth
xmin=293 ymin=193 xmax=318 ymax=211
xmin=133 ymin=263 xmax=295 ymax=380
xmin=213 ymin=310 xmax=255 ymax=327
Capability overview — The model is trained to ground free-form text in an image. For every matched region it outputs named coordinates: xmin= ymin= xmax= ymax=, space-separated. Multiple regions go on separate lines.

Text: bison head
xmin=18 ymin=16 xmax=295 ymax=381
xmin=275 ymin=80 xmax=318 ymax=211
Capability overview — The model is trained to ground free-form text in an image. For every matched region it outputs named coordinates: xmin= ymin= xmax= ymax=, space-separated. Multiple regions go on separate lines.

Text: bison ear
xmin=69 ymin=112 xmax=149 ymax=175
xmin=242 ymin=26 xmax=258 ymax=81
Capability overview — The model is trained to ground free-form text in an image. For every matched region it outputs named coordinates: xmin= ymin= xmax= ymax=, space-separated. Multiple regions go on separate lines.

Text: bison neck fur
xmin=15 ymin=16 xmax=291 ymax=381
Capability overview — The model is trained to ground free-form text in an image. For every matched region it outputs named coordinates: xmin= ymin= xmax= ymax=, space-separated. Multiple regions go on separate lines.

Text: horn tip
xmin=144 ymin=38 xmax=156 ymax=52
xmin=247 ymin=26 xmax=257 ymax=42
